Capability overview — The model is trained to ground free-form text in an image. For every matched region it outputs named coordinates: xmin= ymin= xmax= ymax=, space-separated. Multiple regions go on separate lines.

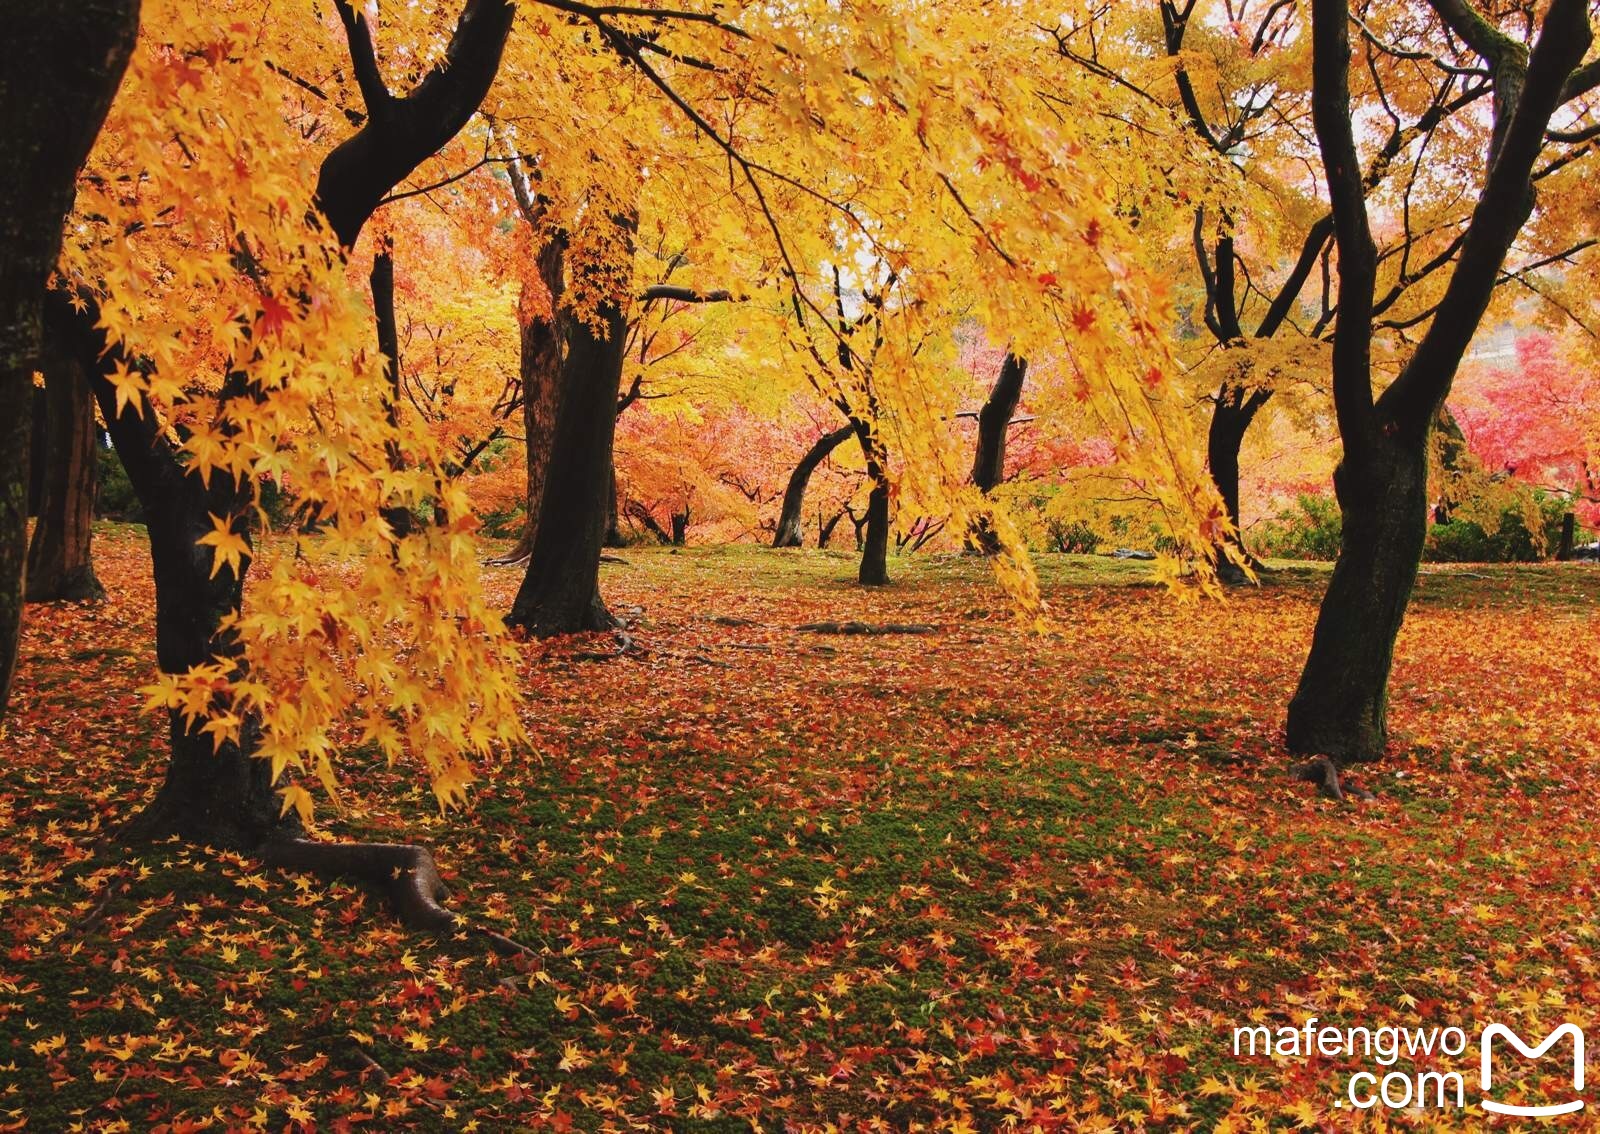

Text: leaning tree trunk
xmin=774 ymin=424 xmax=853 ymax=547
xmin=507 ymin=296 xmax=630 ymax=636
xmin=972 ymin=354 xmax=1026 ymax=492
xmin=24 ymin=312 xmax=103 ymax=602
xmin=969 ymin=353 xmax=1026 ymax=553
xmin=854 ymin=420 xmax=891 ymax=586
xmin=0 ymin=0 xmax=140 ymax=719
xmin=1285 ymin=436 xmax=1428 ymax=761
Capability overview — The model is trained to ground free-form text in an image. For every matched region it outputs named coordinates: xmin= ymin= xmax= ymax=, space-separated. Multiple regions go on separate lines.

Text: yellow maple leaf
xmin=196 ymin=513 xmax=250 ymax=579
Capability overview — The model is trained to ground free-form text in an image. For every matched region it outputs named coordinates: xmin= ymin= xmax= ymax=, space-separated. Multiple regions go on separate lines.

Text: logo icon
xmin=1480 ymin=1023 xmax=1585 ymax=1117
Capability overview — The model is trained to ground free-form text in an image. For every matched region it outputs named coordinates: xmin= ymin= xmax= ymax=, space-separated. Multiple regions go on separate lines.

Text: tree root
xmin=349 ymin=1047 xmax=390 ymax=1086
xmin=796 ymin=620 xmax=938 ymax=635
xmin=258 ymin=837 xmax=455 ymax=931
xmin=1289 ymin=757 xmax=1376 ymax=802
xmin=574 ymin=627 xmax=641 ymax=662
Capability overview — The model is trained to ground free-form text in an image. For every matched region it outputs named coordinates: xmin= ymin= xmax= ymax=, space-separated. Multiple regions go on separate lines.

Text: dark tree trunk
xmin=28 ymin=395 xmax=47 ymax=515
xmin=967 ymin=353 xmax=1027 ymax=554
xmin=43 ymin=290 xmax=271 ymax=842
xmin=0 ymin=0 xmax=140 ymax=719
xmin=1207 ymin=383 xmax=1271 ymax=581
xmin=1207 ymin=386 xmax=1268 ymax=537
xmin=854 ymin=421 xmax=891 ymax=586
xmin=1285 ymin=437 xmax=1427 ymax=761
xmin=971 ymin=354 xmax=1026 ymax=492
xmin=626 ymin=501 xmax=671 ymax=544
xmin=603 ymin=464 xmax=626 ymax=548
xmin=670 ymin=508 xmax=689 ymax=545
xmin=121 ymin=0 xmax=507 ymax=857
xmin=369 ymin=240 xmax=414 ymax=538
xmin=492 ymin=244 xmax=566 ymax=566
xmin=507 ymin=295 xmax=631 ymax=636
xmin=1288 ymin=0 xmax=1589 ymax=767
xmin=774 ymin=424 xmax=853 ymax=547
xmin=25 ymin=314 xmax=103 ymax=602
xmin=1556 ymin=511 xmax=1576 ymax=561
xmin=817 ymin=508 xmax=843 ymax=549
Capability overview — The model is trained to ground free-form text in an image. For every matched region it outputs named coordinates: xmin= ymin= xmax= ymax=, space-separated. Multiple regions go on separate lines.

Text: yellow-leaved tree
xmin=54 ymin=0 xmax=522 ymax=927
xmin=31 ymin=0 xmax=1242 ymax=927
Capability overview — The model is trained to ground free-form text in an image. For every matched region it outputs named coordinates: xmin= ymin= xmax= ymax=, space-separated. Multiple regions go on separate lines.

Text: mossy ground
xmin=2 ymin=527 xmax=1598 ymax=1130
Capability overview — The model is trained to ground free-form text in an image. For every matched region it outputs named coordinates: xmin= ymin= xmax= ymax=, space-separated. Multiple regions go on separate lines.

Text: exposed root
xmin=1290 ymin=756 xmax=1344 ymax=801
xmin=349 ymin=1047 xmax=390 ymax=1086
xmin=575 ymin=627 xmax=643 ymax=663
xmin=1217 ymin=559 xmax=1255 ymax=588
xmin=259 ymin=837 xmax=454 ymax=931
xmin=486 ymin=552 xmax=531 ymax=568
xmin=472 ymin=926 xmax=538 ymax=957
xmin=797 ymin=620 xmax=938 ymax=635
xmin=1289 ymin=757 xmax=1376 ymax=802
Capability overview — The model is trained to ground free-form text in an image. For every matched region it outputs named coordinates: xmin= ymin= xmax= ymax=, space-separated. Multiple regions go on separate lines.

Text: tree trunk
xmin=507 ymin=296 xmax=631 ymax=636
xmin=817 ymin=508 xmax=843 ymax=548
xmin=1288 ymin=0 xmax=1590 ymax=769
xmin=0 ymin=0 xmax=140 ymax=719
xmin=370 ymin=240 xmax=413 ymax=538
xmin=1285 ymin=437 xmax=1428 ymax=762
xmin=603 ymin=464 xmax=625 ymax=548
xmin=1207 ymin=383 xmax=1270 ymax=580
xmin=1556 ymin=511 xmax=1576 ymax=561
xmin=966 ymin=353 xmax=1027 ymax=554
xmin=971 ymin=354 xmax=1026 ymax=492
xmin=47 ymin=289 xmax=274 ymax=844
xmin=626 ymin=500 xmax=671 ymax=544
xmin=670 ymin=507 xmax=689 ymax=545
xmin=773 ymin=424 xmax=853 ymax=547
xmin=854 ymin=421 xmax=891 ymax=586
xmin=492 ymin=246 xmax=565 ymax=566
xmin=24 ymin=316 xmax=103 ymax=602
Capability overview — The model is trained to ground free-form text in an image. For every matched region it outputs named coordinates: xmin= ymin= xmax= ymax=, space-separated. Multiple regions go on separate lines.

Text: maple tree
xmin=29 ymin=0 xmax=523 ymax=927
xmin=1286 ymin=0 xmax=1597 ymax=774
xmin=1455 ymin=330 xmax=1600 ymax=531
xmin=7 ymin=0 xmax=1600 ymax=1127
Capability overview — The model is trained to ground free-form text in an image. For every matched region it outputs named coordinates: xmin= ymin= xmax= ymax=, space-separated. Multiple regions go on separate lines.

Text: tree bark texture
xmin=773 ymin=424 xmax=853 ymax=547
xmin=25 ymin=306 xmax=103 ymax=601
xmin=0 ymin=0 xmax=139 ymax=718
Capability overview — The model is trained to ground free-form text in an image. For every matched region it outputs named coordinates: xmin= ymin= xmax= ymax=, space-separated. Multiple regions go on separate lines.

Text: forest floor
xmin=3 ymin=525 xmax=1599 ymax=1131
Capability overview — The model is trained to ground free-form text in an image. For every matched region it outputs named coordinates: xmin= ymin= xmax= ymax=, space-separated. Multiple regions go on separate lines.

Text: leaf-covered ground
xmin=3 ymin=525 xmax=1599 ymax=1131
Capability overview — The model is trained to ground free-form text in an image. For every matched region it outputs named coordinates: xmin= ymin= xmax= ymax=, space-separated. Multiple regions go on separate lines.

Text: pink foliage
xmin=1454 ymin=333 xmax=1600 ymax=525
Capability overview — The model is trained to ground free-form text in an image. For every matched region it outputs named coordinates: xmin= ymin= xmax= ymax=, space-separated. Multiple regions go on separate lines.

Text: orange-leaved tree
xmin=53 ymin=0 xmax=522 ymax=927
